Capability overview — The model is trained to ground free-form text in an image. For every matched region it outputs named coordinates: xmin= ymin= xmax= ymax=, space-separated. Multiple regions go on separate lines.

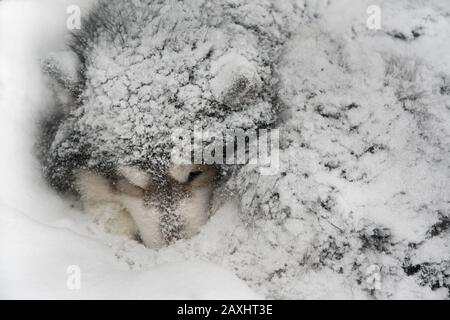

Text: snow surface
xmin=1 ymin=0 xmax=450 ymax=299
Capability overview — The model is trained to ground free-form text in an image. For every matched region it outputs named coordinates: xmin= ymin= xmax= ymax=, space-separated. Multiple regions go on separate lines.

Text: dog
xmin=39 ymin=0 xmax=298 ymax=247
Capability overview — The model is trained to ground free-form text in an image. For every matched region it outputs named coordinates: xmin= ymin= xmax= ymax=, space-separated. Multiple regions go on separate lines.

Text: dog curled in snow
xmin=39 ymin=0 xmax=302 ymax=247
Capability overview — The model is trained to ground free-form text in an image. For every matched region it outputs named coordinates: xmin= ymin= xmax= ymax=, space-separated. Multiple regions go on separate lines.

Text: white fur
xmin=168 ymin=164 xmax=193 ymax=183
xmin=74 ymin=170 xmax=138 ymax=239
xmin=117 ymin=166 xmax=151 ymax=189
xmin=118 ymin=194 xmax=165 ymax=248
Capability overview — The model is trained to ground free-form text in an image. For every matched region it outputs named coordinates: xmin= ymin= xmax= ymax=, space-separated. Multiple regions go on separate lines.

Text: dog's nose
xmin=169 ymin=163 xmax=202 ymax=183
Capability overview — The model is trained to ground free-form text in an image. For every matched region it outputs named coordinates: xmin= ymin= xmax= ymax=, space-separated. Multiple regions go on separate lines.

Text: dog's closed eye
xmin=187 ymin=170 xmax=203 ymax=183
xmin=115 ymin=177 xmax=146 ymax=198
xmin=114 ymin=166 xmax=153 ymax=197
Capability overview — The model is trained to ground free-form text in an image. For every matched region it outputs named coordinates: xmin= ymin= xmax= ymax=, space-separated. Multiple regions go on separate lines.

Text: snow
xmin=1 ymin=0 xmax=450 ymax=299
xmin=0 ymin=205 xmax=258 ymax=299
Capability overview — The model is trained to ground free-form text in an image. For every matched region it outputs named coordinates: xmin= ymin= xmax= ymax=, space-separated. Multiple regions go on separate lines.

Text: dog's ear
xmin=42 ymin=50 xmax=81 ymax=96
xmin=210 ymin=52 xmax=262 ymax=108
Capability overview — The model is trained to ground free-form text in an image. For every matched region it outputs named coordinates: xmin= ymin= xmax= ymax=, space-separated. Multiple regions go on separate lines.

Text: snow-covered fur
xmin=39 ymin=0 xmax=450 ymax=299
xmin=41 ymin=0 xmax=302 ymax=191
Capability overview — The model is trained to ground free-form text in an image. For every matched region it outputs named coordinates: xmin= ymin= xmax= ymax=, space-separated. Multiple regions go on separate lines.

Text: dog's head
xmin=39 ymin=1 xmax=302 ymax=245
xmin=40 ymin=0 xmax=303 ymax=188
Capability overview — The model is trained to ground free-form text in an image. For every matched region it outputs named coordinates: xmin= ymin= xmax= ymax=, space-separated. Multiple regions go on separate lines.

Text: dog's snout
xmin=76 ymin=163 xmax=217 ymax=247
